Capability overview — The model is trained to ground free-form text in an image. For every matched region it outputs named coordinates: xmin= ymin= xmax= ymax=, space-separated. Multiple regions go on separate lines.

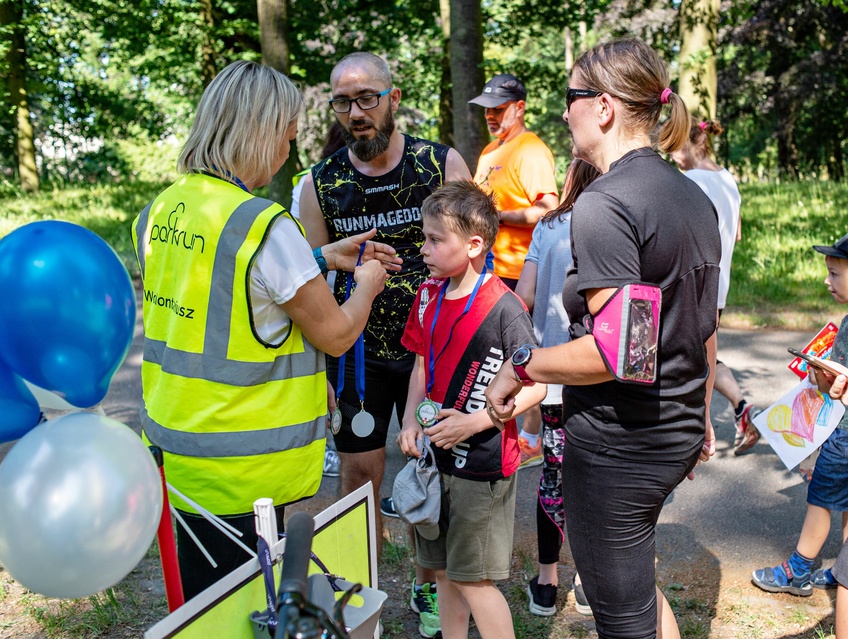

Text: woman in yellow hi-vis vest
xmin=132 ymin=60 xmax=398 ymax=599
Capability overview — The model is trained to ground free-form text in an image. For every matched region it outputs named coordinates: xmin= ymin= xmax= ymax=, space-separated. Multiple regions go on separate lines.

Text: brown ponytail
xmin=573 ymin=39 xmax=690 ymax=151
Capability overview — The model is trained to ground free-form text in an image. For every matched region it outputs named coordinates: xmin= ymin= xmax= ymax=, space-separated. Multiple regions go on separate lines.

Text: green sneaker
xmin=410 ymin=580 xmax=440 ymax=638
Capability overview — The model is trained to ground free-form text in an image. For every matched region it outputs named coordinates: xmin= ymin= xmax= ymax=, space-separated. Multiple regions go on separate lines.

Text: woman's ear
xmin=598 ymin=93 xmax=615 ymax=127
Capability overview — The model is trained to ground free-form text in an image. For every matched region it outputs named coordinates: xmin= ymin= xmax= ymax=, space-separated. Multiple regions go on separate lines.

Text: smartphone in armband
xmin=787 ymin=347 xmax=844 ymax=377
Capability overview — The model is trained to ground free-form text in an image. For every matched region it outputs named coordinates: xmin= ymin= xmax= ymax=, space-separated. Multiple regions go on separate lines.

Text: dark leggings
xmin=176 ymin=505 xmax=285 ymax=601
xmin=537 ymin=499 xmax=563 ymax=564
xmin=537 ymin=403 xmax=565 ymax=565
xmin=562 ymin=442 xmax=701 ymax=639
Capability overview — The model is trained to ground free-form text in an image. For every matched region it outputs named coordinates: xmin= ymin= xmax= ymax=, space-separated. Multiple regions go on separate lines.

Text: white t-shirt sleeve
xmin=249 ymin=214 xmax=322 ymax=344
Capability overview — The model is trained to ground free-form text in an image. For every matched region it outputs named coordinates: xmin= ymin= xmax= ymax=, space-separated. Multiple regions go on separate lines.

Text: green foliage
xmin=0 ymin=180 xmax=164 ymax=277
xmin=729 ymin=180 xmax=848 ymax=319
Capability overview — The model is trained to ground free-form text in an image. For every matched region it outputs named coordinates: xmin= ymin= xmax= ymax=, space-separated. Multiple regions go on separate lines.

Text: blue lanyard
xmin=337 ymin=244 xmax=367 ymax=403
xmin=204 ymin=166 xmax=250 ymax=193
xmin=426 ymin=268 xmax=487 ymax=397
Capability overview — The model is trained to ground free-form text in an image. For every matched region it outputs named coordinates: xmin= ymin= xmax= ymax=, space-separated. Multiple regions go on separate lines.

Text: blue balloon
xmin=0 ymin=358 xmax=41 ymax=443
xmin=0 ymin=221 xmax=136 ymax=408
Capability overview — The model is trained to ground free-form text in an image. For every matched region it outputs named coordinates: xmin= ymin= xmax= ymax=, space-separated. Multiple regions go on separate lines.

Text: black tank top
xmin=312 ymin=134 xmax=450 ymax=360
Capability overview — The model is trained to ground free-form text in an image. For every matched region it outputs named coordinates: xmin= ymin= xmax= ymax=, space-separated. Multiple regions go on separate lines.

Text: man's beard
xmin=341 ymin=108 xmax=394 ymax=162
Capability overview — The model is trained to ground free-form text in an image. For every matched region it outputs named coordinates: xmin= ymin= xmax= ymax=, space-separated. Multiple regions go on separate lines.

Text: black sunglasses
xmin=566 ymin=87 xmax=603 ymax=110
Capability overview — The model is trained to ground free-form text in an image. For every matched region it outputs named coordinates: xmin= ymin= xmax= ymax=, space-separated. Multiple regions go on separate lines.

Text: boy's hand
xmin=424 ymin=408 xmax=486 ymax=450
xmin=830 ymin=374 xmax=848 ymax=407
xmin=397 ymin=424 xmax=424 ymax=458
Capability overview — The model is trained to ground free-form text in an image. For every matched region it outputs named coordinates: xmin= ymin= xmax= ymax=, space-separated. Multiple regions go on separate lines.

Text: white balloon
xmin=0 ymin=412 xmax=163 ymax=599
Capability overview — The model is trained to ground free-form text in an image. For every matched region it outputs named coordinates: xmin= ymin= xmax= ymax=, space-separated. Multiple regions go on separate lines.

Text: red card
xmin=788 ymin=322 xmax=839 ymax=379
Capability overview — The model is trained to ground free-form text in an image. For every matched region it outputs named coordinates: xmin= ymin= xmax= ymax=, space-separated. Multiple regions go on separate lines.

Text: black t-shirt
xmin=312 ymin=135 xmax=450 ymax=361
xmin=562 ymin=147 xmax=721 ymax=461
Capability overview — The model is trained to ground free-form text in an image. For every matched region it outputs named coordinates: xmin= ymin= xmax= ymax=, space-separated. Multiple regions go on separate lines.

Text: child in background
xmin=515 ymin=159 xmax=599 ymax=617
xmin=398 ymin=180 xmax=545 ymax=639
xmin=670 ymin=117 xmax=759 ymax=455
xmin=752 ymin=232 xmax=848 ymax=595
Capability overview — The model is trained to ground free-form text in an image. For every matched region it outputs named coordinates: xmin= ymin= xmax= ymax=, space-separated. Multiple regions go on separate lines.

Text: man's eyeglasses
xmin=566 ymin=87 xmax=603 ymax=110
xmin=328 ymin=88 xmax=392 ymax=114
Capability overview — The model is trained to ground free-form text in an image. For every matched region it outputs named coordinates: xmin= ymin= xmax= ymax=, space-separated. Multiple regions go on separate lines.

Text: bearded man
xmin=299 ymin=51 xmax=470 ymax=639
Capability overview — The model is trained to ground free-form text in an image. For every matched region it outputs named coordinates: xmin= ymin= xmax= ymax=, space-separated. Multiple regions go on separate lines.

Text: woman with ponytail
xmin=486 ymin=39 xmax=721 ymax=638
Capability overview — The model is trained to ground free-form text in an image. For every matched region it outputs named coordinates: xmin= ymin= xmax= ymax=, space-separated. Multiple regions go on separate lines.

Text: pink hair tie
xmin=660 ymin=88 xmax=672 ymax=104
xmin=699 ymin=121 xmax=707 ymax=131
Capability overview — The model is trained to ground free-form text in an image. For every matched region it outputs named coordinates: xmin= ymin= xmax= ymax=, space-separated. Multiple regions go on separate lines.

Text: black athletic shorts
xmin=562 ymin=441 xmax=701 ymax=638
xmin=327 ymin=352 xmax=415 ymax=453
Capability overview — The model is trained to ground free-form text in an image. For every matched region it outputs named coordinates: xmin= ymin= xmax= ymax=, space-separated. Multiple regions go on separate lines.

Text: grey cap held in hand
xmin=391 ymin=436 xmax=441 ymax=540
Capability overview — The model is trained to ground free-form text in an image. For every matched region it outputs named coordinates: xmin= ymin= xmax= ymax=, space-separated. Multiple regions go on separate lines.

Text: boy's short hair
xmin=421 ymin=180 xmax=499 ymax=252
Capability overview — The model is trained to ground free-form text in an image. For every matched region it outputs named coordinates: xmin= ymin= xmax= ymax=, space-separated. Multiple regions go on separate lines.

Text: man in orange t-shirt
xmin=470 ymin=74 xmax=559 ymax=289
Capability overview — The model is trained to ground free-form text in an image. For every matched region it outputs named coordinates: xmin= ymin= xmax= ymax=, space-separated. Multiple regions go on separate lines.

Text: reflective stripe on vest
xmin=140 ymin=409 xmax=324 ymax=458
xmin=132 ymin=175 xmax=325 ymax=514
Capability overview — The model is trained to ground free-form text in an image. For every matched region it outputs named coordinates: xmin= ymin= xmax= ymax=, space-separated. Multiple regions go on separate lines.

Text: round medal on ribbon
xmin=351 ymin=410 xmax=375 ymax=438
xmin=415 ymin=399 xmax=439 ymax=427
xmin=330 ymin=407 xmax=343 ymax=435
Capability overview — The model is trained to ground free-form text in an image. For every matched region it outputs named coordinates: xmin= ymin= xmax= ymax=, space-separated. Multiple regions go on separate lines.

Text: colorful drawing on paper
xmin=753 ymin=379 xmax=845 ymax=471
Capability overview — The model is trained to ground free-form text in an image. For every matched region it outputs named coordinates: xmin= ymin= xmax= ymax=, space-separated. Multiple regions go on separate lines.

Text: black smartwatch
xmin=510 ymin=344 xmax=536 ymax=385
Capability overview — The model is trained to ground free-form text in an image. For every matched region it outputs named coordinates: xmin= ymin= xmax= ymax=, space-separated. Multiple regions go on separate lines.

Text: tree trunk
xmin=678 ymin=0 xmax=719 ymax=119
xmin=449 ymin=0 xmax=487 ymax=170
xmin=564 ymin=26 xmax=573 ymax=74
xmin=1 ymin=0 xmax=39 ymax=193
xmin=438 ymin=0 xmax=453 ymax=147
xmin=199 ymin=0 xmax=217 ymax=88
xmin=257 ymin=0 xmax=298 ymax=207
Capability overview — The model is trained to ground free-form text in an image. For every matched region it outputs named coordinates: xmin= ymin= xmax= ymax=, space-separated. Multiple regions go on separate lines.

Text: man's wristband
xmin=313 ymin=247 xmax=329 ymax=274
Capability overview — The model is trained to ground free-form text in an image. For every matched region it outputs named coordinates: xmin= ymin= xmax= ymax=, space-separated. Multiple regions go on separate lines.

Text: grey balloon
xmin=0 ymin=412 xmax=163 ymax=599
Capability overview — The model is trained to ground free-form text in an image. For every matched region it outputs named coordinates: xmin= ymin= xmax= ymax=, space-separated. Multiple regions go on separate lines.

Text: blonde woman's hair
xmin=573 ymin=39 xmax=690 ymax=154
xmin=178 ymin=60 xmax=303 ymax=188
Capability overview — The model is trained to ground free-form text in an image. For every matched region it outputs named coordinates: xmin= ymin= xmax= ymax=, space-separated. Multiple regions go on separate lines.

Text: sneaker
xmin=380 ymin=496 xmax=399 ymax=518
xmin=518 ymin=436 xmax=543 ymax=469
xmin=322 ymin=449 xmax=341 ymax=477
xmin=752 ymin=560 xmax=813 ymax=596
xmin=572 ymin=573 xmax=593 ymax=616
xmin=526 ymin=575 xmax=557 ymax=616
xmin=733 ymin=404 xmax=760 ymax=456
xmin=811 ymin=567 xmax=838 ymax=589
xmin=409 ymin=580 xmax=440 ymax=638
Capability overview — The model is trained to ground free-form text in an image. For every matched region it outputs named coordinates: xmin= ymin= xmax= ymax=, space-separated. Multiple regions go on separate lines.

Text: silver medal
xmin=351 ymin=410 xmax=375 ymax=438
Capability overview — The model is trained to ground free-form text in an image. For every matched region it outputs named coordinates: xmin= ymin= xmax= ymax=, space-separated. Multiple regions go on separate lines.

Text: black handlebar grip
xmin=278 ymin=511 xmax=315 ymax=600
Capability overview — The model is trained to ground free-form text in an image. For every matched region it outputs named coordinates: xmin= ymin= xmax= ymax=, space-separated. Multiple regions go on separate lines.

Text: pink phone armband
xmin=585 ymin=284 xmax=662 ymax=384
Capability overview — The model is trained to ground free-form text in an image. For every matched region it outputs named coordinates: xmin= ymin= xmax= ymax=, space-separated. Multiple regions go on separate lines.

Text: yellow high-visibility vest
xmin=131 ymin=173 xmax=325 ymax=515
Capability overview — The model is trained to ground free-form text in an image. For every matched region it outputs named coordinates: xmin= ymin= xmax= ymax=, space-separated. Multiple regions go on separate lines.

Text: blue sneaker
xmin=811 ymin=567 xmax=837 ymax=589
xmin=752 ymin=560 xmax=813 ymax=596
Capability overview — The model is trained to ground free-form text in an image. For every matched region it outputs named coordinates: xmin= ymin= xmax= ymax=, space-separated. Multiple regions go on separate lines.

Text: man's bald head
xmin=331 ymin=52 xmax=393 ymax=89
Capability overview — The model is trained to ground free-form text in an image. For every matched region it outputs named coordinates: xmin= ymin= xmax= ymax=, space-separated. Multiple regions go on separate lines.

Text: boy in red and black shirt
xmin=398 ymin=180 xmax=545 ymax=639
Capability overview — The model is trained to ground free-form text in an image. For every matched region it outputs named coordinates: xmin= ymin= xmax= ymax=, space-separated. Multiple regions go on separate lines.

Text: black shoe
xmin=380 ymin=496 xmax=399 ymax=518
xmin=527 ymin=575 xmax=557 ymax=616
xmin=572 ymin=573 xmax=592 ymax=616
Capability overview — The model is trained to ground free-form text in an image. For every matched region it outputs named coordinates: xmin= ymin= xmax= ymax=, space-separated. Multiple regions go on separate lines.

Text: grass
xmin=726 ymin=180 xmax=848 ymax=328
xmin=0 ymin=180 xmax=164 ymax=280
xmin=1 ymin=177 xmax=846 ymax=328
